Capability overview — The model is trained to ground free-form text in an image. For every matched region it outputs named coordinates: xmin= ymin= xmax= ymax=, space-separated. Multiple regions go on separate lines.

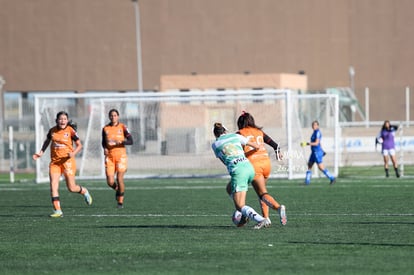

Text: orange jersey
xmin=102 ymin=122 xmax=131 ymax=155
xmin=238 ymin=127 xmax=269 ymax=161
xmin=47 ymin=125 xmax=79 ymax=162
xmin=238 ymin=127 xmax=272 ymax=179
xmin=102 ymin=122 xmax=131 ymax=174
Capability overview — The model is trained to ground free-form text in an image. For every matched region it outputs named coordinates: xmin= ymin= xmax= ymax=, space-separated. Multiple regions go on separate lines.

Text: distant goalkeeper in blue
xmin=376 ymin=120 xmax=400 ymax=178
xmin=211 ymin=122 xmax=268 ymax=229
xmin=301 ymin=120 xmax=336 ymax=185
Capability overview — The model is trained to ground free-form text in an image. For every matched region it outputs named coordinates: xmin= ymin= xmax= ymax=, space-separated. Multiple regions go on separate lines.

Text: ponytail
xmin=68 ymin=120 xmax=77 ymax=131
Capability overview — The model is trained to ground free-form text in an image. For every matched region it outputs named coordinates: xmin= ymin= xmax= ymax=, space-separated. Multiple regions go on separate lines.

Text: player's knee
xmin=107 ymin=182 xmax=117 ymax=190
xmin=258 ymin=192 xmax=268 ymax=200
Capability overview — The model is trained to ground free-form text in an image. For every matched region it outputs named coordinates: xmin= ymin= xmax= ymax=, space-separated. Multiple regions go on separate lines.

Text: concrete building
xmin=0 ymin=0 xmax=414 ymax=120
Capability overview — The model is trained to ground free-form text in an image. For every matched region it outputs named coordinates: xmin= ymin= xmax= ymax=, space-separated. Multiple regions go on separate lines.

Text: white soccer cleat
xmin=279 ymin=205 xmax=287 ymax=226
xmin=49 ymin=210 xmax=63 ymax=218
xmin=253 ymin=219 xmax=267 ymax=230
xmin=84 ymin=191 xmax=93 ymax=206
xmin=264 ymin=217 xmax=272 ymax=228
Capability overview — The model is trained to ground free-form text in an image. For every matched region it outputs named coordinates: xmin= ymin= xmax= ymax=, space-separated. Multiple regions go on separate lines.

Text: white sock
xmin=241 ymin=205 xmax=265 ymax=223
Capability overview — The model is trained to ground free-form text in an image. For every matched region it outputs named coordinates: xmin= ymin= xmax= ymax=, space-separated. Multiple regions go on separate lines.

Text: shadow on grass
xmin=6 ymin=205 xmax=46 ymax=208
xmin=0 ymin=214 xmax=52 ymax=218
xmin=101 ymin=225 xmax=232 ymax=229
xmin=346 ymin=221 xmax=414 ymax=225
xmin=289 ymin=241 xmax=414 ymax=247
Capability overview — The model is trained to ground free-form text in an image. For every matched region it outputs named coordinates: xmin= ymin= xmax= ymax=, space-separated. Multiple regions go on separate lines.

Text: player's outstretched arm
xmin=33 ymin=138 xmax=51 ymax=160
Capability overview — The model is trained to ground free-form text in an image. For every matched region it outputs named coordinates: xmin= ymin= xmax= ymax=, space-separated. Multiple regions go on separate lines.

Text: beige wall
xmin=160 ymin=73 xmax=307 ymax=91
xmin=0 ymin=0 xmax=137 ymax=91
xmin=1 ymin=0 xmax=414 ymax=120
xmin=159 ymin=99 xmax=285 ymax=155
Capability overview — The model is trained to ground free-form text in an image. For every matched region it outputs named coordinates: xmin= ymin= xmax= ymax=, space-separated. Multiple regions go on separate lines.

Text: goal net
xmin=33 ymin=90 xmax=339 ymax=183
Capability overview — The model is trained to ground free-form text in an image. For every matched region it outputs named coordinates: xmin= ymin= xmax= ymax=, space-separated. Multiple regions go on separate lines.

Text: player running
xmin=212 ymin=122 xmax=267 ymax=229
xmin=102 ymin=109 xmax=133 ymax=208
xmin=33 ymin=111 xmax=93 ymax=218
xmin=228 ymin=111 xmax=287 ymax=227
xmin=301 ymin=120 xmax=336 ymax=185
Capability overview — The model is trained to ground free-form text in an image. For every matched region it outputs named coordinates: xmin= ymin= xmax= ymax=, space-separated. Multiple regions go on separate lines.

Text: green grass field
xmin=0 ymin=169 xmax=413 ymax=274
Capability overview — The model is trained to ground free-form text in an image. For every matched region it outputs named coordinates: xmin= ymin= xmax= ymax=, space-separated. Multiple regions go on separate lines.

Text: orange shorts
xmin=50 ymin=157 xmax=76 ymax=177
xmin=105 ymin=151 xmax=128 ymax=175
xmin=250 ymin=158 xmax=271 ymax=180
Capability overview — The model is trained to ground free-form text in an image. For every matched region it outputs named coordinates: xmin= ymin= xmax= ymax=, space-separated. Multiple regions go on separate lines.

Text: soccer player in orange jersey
xmin=33 ymin=111 xmax=93 ymax=218
xmin=227 ymin=111 xmax=287 ymax=227
xmin=102 ymin=109 xmax=133 ymax=208
xmin=212 ymin=122 xmax=267 ymax=230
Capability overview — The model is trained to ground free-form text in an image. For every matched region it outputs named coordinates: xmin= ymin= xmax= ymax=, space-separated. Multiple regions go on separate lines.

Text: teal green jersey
xmin=212 ymin=133 xmax=250 ymax=174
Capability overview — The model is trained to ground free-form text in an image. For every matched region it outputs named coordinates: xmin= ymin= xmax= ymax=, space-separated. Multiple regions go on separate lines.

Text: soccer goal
xmin=33 ymin=90 xmax=339 ymax=183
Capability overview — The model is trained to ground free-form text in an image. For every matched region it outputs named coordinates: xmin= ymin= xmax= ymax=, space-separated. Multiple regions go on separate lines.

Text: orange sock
xmin=51 ymin=196 xmax=61 ymax=211
xmin=261 ymin=193 xmax=280 ymax=210
xmin=260 ymin=200 xmax=270 ymax=218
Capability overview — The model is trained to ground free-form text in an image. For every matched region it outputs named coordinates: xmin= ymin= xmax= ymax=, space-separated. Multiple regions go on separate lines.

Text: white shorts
xmin=382 ymin=149 xmax=396 ymax=156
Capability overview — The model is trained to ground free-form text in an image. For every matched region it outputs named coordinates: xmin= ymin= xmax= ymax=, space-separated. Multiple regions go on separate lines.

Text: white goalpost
xmin=33 ymin=90 xmax=339 ymax=183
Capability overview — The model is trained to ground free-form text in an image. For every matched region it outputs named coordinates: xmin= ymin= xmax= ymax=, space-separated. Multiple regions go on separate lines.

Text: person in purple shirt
xmin=376 ymin=120 xmax=400 ymax=178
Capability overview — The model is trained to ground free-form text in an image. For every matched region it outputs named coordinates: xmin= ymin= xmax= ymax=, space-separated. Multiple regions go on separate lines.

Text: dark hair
xmin=237 ymin=111 xmax=261 ymax=130
xmin=213 ymin=122 xmax=227 ymax=138
xmin=382 ymin=120 xmax=390 ymax=130
xmin=56 ymin=111 xmax=69 ymax=121
xmin=108 ymin=109 xmax=119 ymax=117
xmin=312 ymin=120 xmax=319 ymax=126
xmin=55 ymin=111 xmax=77 ymax=131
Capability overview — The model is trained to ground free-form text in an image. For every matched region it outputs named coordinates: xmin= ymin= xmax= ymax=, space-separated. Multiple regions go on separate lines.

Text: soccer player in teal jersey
xmin=301 ymin=120 xmax=336 ymax=185
xmin=212 ymin=122 xmax=267 ymax=229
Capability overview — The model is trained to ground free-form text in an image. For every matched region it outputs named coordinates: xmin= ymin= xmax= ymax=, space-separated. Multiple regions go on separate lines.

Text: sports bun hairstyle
xmin=237 ymin=111 xmax=262 ymax=130
xmin=213 ymin=122 xmax=227 ymax=138
xmin=55 ymin=111 xmax=77 ymax=131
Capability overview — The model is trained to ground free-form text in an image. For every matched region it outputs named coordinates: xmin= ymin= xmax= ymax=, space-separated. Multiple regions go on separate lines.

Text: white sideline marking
xmin=71 ymin=213 xmax=414 ymax=218
xmin=1 ymin=183 xmax=413 ymax=191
